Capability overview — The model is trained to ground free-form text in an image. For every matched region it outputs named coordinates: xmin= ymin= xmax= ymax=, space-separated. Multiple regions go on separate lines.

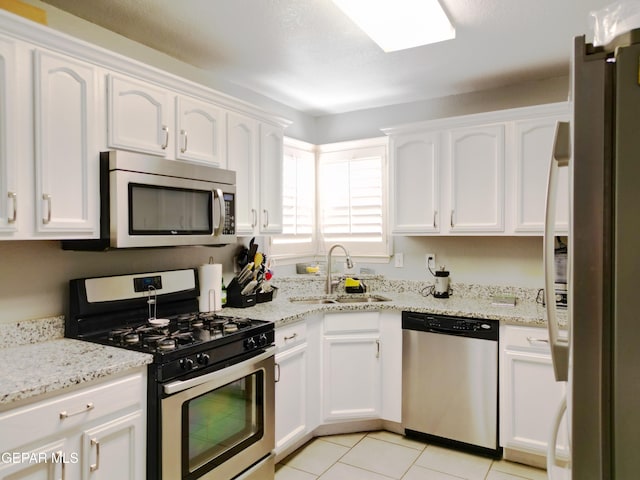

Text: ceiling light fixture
xmin=332 ymin=0 xmax=455 ymax=52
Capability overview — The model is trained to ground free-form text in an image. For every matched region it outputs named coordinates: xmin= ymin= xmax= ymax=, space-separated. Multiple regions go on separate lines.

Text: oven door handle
xmin=163 ymin=347 xmax=275 ymax=395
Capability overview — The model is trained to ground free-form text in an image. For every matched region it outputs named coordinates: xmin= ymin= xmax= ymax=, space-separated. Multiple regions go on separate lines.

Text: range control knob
xmin=197 ymin=353 xmax=210 ymax=365
xmin=180 ymin=358 xmax=194 ymax=370
xmin=258 ymin=333 xmax=268 ymax=347
xmin=245 ymin=337 xmax=257 ymax=350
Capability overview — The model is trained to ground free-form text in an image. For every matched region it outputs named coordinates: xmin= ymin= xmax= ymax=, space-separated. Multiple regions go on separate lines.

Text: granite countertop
xmin=0 ymin=317 xmax=153 ymax=407
xmin=221 ymin=286 xmax=561 ymax=330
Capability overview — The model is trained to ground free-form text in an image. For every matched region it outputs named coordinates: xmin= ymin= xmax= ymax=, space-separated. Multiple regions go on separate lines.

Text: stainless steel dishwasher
xmin=402 ymin=311 xmax=501 ymax=458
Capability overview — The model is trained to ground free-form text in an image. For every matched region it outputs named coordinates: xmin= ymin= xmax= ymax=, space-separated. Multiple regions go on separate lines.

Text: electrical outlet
xmin=395 ymin=252 xmax=404 ymax=268
xmin=425 ymin=253 xmax=435 ymax=269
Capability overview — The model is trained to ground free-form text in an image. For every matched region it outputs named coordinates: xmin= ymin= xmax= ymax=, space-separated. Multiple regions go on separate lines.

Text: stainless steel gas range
xmin=66 ymin=269 xmax=275 ymax=480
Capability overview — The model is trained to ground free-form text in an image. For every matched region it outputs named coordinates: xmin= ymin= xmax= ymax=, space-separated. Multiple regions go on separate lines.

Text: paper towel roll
xmin=198 ymin=263 xmax=222 ymax=312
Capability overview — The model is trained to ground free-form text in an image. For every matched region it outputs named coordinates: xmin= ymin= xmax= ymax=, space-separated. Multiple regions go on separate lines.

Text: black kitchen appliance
xmin=66 ymin=268 xmax=275 ymax=480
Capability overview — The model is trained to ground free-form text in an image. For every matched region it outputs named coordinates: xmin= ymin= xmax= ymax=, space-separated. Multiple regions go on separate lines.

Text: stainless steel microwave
xmin=63 ymin=150 xmax=236 ymax=250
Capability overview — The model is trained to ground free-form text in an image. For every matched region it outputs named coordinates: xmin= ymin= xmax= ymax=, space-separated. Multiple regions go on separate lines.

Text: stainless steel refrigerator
xmin=545 ymin=29 xmax=640 ymax=480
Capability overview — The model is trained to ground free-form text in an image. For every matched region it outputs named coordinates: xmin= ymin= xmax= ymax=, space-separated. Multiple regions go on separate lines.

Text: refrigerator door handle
xmin=547 ymin=393 xmax=568 ymax=479
xmin=544 ymin=121 xmax=570 ymax=382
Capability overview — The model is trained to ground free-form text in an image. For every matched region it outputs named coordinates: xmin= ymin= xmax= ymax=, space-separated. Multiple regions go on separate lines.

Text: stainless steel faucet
xmin=326 ymin=244 xmax=354 ymax=294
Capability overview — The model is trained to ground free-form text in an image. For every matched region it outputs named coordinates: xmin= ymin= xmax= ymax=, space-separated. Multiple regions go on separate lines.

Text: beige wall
xmin=0 ymin=241 xmax=239 ymax=323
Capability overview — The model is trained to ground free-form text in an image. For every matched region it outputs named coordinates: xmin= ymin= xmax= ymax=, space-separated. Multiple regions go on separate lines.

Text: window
xmin=270 ymin=137 xmax=390 ymax=262
xmin=270 ymin=138 xmax=316 ymax=258
xmin=317 ymin=138 xmax=390 ymax=258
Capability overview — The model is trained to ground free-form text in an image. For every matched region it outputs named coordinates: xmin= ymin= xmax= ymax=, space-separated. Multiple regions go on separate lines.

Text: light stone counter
xmin=221 ymin=277 xmax=564 ymax=330
xmin=0 ymin=317 xmax=152 ymax=407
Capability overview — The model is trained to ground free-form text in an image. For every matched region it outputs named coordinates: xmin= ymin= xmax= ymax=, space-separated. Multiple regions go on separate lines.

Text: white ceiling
xmin=40 ymin=0 xmax=613 ymax=116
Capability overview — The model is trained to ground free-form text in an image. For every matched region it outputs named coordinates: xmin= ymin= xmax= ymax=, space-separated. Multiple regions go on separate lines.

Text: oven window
xmin=129 ymin=183 xmax=212 ymax=234
xmin=184 ymin=371 xmax=264 ymax=475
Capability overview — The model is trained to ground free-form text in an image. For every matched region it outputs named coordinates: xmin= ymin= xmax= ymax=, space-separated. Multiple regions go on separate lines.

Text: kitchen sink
xmin=289 ymin=298 xmax=338 ymax=304
xmin=289 ymin=294 xmax=391 ymax=305
xmin=334 ymin=295 xmax=392 ymax=303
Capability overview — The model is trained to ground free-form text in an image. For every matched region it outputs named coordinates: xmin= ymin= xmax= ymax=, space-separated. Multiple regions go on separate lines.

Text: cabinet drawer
xmin=0 ymin=371 xmax=144 ymax=451
xmin=276 ymin=321 xmax=307 ymax=351
xmin=502 ymin=325 xmax=552 ymax=354
xmin=324 ymin=312 xmax=380 ymax=334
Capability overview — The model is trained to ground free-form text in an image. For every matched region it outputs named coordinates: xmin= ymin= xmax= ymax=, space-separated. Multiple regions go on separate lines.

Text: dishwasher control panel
xmin=402 ymin=312 xmax=498 ymax=341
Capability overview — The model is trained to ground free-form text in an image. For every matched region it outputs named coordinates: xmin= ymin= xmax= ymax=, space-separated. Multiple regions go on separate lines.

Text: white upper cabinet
xmin=175 ymin=95 xmax=226 ymax=167
xmin=0 ymin=35 xmax=17 ymax=234
xmin=389 ymin=131 xmax=440 ymax=234
xmin=33 ymin=50 xmax=99 ymax=236
xmin=227 ymin=112 xmax=284 ymax=236
xmin=448 ymin=124 xmax=505 ymax=233
xmin=227 ymin=111 xmax=259 ymax=235
xmin=384 ymin=102 xmax=570 ymax=236
xmin=258 ymin=122 xmax=284 ymax=234
xmin=107 ymin=74 xmax=172 ymax=156
xmin=513 ymin=111 xmax=570 ymax=234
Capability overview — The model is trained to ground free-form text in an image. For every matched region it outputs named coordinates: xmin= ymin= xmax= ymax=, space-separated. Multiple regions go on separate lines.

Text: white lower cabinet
xmin=274 ymin=321 xmax=308 ymax=457
xmin=500 ymin=325 xmax=569 ymax=466
xmin=322 ymin=312 xmax=381 ymax=422
xmin=0 ymin=369 xmax=146 ymax=480
xmin=80 ymin=411 xmax=143 ymax=479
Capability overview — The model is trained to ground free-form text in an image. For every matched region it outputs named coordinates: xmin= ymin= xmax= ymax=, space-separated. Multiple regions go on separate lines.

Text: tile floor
xmin=276 ymin=431 xmax=548 ymax=480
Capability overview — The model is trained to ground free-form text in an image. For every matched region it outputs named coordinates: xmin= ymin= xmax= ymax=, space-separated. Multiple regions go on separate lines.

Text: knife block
xmin=224 ymin=277 xmax=257 ymax=308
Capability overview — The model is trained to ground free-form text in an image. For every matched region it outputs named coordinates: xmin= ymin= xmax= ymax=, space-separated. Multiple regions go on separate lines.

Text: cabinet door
xmin=227 ymin=112 xmax=258 ymax=235
xmin=81 ymin=411 xmax=144 ymax=480
xmin=514 ymin=116 xmax=570 ymax=234
xmin=175 ymin=96 xmax=226 ymax=167
xmin=33 ymin=50 xmax=99 ymax=236
xmin=275 ymin=342 xmax=307 ymax=454
xmin=322 ymin=334 xmax=380 ymax=421
xmin=449 ymin=125 xmax=505 ymax=232
xmin=502 ymin=349 xmax=569 ymax=459
xmin=390 ymin=132 xmax=440 ymax=234
xmin=0 ymin=439 xmax=68 ymax=480
xmin=258 ymin=123 xmax=284 ymax=234
xmin=0 ymin=35 xmax=17 ymax=234
xmin=107 ymin=74 xmax=171 ymax=156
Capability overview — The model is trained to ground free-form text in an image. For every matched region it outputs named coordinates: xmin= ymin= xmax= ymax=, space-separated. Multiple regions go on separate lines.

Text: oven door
xmin=161 ymin=348 xmax=275 ymax=480
xmin=111 ymin=168 xmax=236 ymax=248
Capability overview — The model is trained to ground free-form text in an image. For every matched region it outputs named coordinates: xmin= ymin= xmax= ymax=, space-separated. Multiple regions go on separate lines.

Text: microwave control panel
xmin=223 ymin=193 xmax=235 ymax=235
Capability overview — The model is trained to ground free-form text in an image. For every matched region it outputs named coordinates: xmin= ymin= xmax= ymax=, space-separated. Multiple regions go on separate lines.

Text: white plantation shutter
xmin=271 ymin=140 xmax=316 ymax=256
xmin=318 ymin=139 xmax=389 ymax=257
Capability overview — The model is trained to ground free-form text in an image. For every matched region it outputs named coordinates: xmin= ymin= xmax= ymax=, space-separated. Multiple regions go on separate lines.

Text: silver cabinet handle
xmin=59 ymin=402 xmax=94 ymax=419
xmin=376 ymin=339 xmax=380 ymax=359
xmin=263 ymin=209 xmax=269 ymax=229
xmin=251 ymin=209 xmax=257 ymax=228
xmin=450 ymin=209 xmax=454 ymax=228
xmin=274 ymin=363 xmax=281 ymax=383
xmin=57 ymin=450 xmax=66 ymax=480
xmin=433 ymin=210 xmax=437 ymax=228
xmin=161 ymin=125 xmax=169 ymax=150
xmin=90 ymin=438 xmax=100 ymax=472
xmin=180 ymin=129 xmax=188 ymax=153
xmin=7 ymin=192 xmax=16 ymax=223
xmin=42 ymin=194 xmax=52 ymax=224
xmin=284 ymin=333 xmax=298 ymax=341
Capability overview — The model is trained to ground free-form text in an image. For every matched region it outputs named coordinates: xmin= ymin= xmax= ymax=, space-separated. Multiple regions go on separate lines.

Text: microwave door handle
xmin=544 ymin=120 xmax=570 ymax=382
xmin=212 ymin=188 xmax=225 ymax=236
